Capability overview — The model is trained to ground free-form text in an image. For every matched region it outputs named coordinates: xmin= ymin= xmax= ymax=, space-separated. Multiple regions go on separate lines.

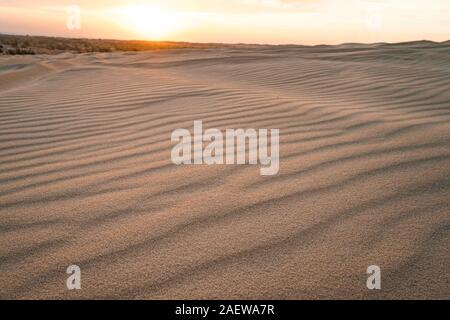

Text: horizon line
xmin=1 ymin=32 xmax=449 ymax=49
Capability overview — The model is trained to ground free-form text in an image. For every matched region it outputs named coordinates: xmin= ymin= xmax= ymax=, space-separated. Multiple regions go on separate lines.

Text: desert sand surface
xmin=0 ymin=41 xmax=449 ymax=299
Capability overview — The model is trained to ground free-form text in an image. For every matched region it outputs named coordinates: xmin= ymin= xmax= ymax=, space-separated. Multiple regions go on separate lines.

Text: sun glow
xmin=111 ymin=5 xmax=181 ymax=40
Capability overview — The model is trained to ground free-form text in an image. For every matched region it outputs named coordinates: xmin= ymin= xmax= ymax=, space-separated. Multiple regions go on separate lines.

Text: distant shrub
xmin=4 ymin=47 xmax=34 ymax=55
xmin=21 ymin=40 xmax=31 ymax=48
xmin=98 ymin=47 xmax=113 ymax=52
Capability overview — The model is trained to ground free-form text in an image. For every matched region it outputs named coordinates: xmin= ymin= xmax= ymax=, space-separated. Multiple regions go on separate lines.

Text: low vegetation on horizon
xmin=0 ymin=33 xmax=233 ymax=55
xmin=1 ymin=33 xmax=449 ymax=56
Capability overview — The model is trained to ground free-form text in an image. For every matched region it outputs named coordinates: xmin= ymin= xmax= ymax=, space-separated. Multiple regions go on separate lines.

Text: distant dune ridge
xmin=0 ymin=40 xmax=449 ymax=299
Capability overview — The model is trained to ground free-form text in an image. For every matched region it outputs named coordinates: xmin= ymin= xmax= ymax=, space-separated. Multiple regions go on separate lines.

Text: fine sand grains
xmin=0 ymin=42 xmax=449 ymax=299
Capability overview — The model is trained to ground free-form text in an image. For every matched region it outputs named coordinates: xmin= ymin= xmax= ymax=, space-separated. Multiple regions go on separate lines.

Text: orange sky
xmin=1 ymin=0 xmax=449 ymax=44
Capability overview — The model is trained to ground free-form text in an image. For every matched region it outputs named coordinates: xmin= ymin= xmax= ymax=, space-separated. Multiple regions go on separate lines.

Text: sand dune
xmin=0 ymin=42 xmax=449 ymax=299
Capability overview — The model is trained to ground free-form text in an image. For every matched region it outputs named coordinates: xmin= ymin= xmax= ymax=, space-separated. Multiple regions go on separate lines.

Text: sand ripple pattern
xmin=0 ymin=42 xmax=449 ymax=299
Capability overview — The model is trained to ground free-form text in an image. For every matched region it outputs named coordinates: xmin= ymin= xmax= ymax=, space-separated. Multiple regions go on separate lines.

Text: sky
xmin=0 ymin=0 xmax=449 ymax=45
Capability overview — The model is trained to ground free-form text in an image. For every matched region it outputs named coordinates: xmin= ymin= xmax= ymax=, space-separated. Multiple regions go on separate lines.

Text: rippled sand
xmin=0 ymin=41 xmax=449 ymax=299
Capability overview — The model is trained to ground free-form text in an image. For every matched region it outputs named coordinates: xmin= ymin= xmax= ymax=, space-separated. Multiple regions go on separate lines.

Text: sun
xmin=112 ymin=5 xmax=180 ymax=40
